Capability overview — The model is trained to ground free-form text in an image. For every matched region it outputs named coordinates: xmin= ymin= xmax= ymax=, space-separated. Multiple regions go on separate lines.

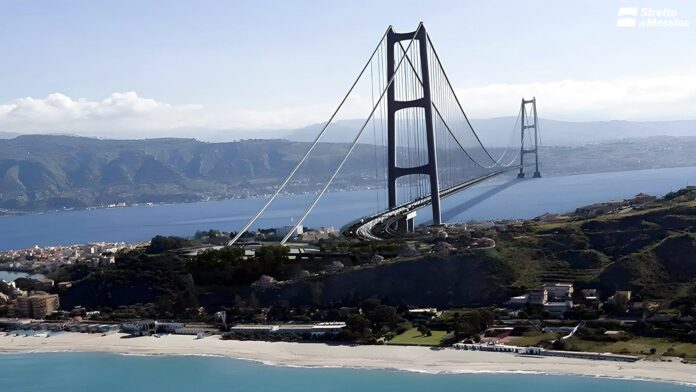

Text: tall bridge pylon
xmin=386 ymin=25 xmax=442 ymax=229
xmin=518 ymin=97 xmax=541 ymax=178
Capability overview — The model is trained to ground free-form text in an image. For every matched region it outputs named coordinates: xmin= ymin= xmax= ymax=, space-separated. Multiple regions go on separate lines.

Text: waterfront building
xmin=16 ymin=293 xmax=60 ymax=319
xmin=120 ymin=320 xmax=156 ymax=336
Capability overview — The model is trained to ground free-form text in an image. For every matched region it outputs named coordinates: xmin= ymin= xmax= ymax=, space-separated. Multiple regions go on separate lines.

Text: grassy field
xmin=507 ymin=332 xmax=559 ymax=347
xmin=507 ymin=333 xmax=696 ymax=359
xmin=565 ymin=337 xmax=696 ymax=358
xmin=387 ymin=328 xmax=449 ymax=346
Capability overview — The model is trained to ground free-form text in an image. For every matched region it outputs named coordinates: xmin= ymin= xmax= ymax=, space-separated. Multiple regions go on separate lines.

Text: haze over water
xmin=0 ymin=166 xmax=695 ymax=251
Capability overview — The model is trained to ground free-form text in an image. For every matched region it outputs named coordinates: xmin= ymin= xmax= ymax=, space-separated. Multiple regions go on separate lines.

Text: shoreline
xmin=1 ymin=333 xmax=695 ymax=386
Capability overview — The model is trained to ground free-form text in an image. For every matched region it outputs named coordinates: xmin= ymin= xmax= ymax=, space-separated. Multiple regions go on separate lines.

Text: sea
xmin=0 ymin=271 xmax=45 ymax=281
xmin=1 ymin=166 xmax=695 ymax=251
xmin=0 ymin=352 xmax=693 ymax=391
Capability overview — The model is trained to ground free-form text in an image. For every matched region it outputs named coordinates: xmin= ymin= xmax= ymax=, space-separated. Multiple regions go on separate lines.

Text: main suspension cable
xmin=228 ymin=26 xmax=393 ymax=245
xmin=280 ymin=24 xmax=424 ymax=244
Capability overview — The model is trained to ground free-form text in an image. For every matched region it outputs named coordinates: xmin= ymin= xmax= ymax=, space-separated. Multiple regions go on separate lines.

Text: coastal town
xmin=0 ymin=242 xmax=143 ymax=273
xmin=0 ymin=280 xmax=663 ymax=364
xmin=2 ymin=191 xmax=696 ymax=372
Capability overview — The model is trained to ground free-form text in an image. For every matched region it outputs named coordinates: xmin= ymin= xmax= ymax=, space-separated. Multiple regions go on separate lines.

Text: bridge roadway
xmin=342 ymin=166 xmax=521 ymax=240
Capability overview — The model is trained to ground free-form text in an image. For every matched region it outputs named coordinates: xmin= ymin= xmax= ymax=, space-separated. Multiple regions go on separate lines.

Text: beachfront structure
xmin=154 ymin=321 xmax=185 ymax=333
xmin=453 ymin=342 xmax=639 ymax=362
xmin=229 ymin=322 xmax=346 ymax=338
xmin=453 ymin=342 xmax=525 ymax=353
xmin=120 ymin=320 xmax=156 ymax=336
xmin=16 ymin=293 xmax=60 ymax=319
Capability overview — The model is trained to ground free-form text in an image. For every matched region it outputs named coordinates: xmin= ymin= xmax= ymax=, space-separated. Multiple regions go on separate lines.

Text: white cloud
xmin=0 ymin=91 xmax=204 ymax=134
xmin=0 ymin=92 xmax=337 ymax=138
xmin=1 ymin=75 xmax=695 ymax=140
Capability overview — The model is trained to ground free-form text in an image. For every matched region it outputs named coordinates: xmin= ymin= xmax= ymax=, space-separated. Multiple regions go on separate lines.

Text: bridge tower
xmin=386 ymin=25 xmax=441 ymax=232
xmin=517 ymin=97 xmax=541 ymax=178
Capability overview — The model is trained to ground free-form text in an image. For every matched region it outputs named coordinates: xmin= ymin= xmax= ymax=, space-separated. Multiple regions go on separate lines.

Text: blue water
xmin=0 ymin=166 xmax=695 ymax=251
xmin=0 ymin=271 xmax=45 ymax=281
xmin=0 ymin=353 xmax=692 ymax=391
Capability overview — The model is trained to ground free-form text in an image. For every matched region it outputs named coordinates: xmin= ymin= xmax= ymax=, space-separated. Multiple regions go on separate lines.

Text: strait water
xmin=0 ymin=166 xmax=695 ymax=251
xmin=0 ymin=270 xmax=45 ymax=281
xmin=0 ymin=353 xmax=693 ymax=391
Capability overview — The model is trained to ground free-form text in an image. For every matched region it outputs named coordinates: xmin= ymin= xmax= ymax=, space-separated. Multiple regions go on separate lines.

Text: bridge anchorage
xmin=229 ymin=23 xmax=543 ymax=245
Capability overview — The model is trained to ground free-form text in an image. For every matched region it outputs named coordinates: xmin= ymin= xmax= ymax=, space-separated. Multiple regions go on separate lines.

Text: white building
xmin=275 ymin=225 xmax=304 ymax=239
xmin=543 ymin=283 xmax=574 ymax=300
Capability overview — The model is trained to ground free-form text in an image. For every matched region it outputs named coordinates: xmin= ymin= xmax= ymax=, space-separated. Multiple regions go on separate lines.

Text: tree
xmin=343 ymin=314 xmax=374 ymax=343
xmin=417 ymin=325 xmax=432 ymax=337
xmin=256 ymin=245 xmax=288 ymax=269
xmin=365 ymin=304 xmax=402 ymax=331
xmin=146 ymin=235 xmax=192 ymax=254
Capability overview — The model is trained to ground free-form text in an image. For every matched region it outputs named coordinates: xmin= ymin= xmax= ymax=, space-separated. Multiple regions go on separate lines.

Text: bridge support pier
xmin=518 ymin=97 xmax=541 ymax=179
xmin=386 ymin=25 xmax=441 ymax=227
xmin=394 ymin=211 xmax=417 ymax=234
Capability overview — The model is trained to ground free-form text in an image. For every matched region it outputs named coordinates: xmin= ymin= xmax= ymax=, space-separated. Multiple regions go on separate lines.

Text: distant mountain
xmin=7 ymin=118 xmax=695 ymax=146
xmin=0 ymin=132 xmax=20 ymax=139
xmin=0 ymin=135 xmax=378 ymax=211
xmin=284 ymin=118 xmax=696 ymax=146
xmin=1 ymin=134 xmax=696 ymax=212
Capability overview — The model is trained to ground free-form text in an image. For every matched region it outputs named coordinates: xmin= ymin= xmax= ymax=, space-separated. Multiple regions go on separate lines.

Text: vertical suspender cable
xmin=281 ymin=25 xmax=424 ymax=244
xmin=229 ymin=27 xmax=392 ymax=245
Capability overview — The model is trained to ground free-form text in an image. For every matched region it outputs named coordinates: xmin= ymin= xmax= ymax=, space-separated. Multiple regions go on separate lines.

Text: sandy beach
xmin=1 ymin=333 xmax=695 ymax=386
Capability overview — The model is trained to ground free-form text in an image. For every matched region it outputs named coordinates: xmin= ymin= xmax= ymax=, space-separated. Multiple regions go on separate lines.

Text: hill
xmin=0 ymin=135 xmax=380 ymax=211
xmin=286 ymin=118 xmax=696 ymax=146
xmin=1 ymin=134 xmax=696 ymax=212
xmin=52 ymin=188 xmax=696 ymax=317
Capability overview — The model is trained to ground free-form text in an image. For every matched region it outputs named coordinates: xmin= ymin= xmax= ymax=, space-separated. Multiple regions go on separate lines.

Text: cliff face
xmin=241 ymin=252 xmax=515 ymax=308
xmin=59 ymin=252 xmax=199 ymax=315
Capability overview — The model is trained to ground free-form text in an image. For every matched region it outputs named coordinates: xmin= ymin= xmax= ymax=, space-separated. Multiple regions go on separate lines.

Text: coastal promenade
xmin=1 ymin=333 xmax=694 ymax=386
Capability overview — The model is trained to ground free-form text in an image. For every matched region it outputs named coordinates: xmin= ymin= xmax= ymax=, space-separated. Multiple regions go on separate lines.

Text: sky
xmin=0 ymin=0 xmax=695 ymax=139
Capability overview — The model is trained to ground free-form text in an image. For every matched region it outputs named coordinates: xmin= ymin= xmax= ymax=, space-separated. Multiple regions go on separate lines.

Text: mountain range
xmin=1 ymin=132 xmax=696 ymax=212
xmin=4 ymin=118 xmax=695 ymax=146
xmin=284 ymin=118 xmax=696 ymax=146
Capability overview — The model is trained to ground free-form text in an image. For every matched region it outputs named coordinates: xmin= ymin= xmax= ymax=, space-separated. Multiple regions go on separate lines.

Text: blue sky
xmin=0 ymin=0 xmax=695 ymax=137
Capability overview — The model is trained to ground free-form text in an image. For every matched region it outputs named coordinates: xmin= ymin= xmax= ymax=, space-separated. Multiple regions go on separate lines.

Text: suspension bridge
xmin=230 ymin=23 xmax=541 ymax=244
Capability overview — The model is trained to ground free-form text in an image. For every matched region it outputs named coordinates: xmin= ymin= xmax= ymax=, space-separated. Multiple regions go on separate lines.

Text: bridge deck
xmin=342 ymin=166 xmax=520 ymax=240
